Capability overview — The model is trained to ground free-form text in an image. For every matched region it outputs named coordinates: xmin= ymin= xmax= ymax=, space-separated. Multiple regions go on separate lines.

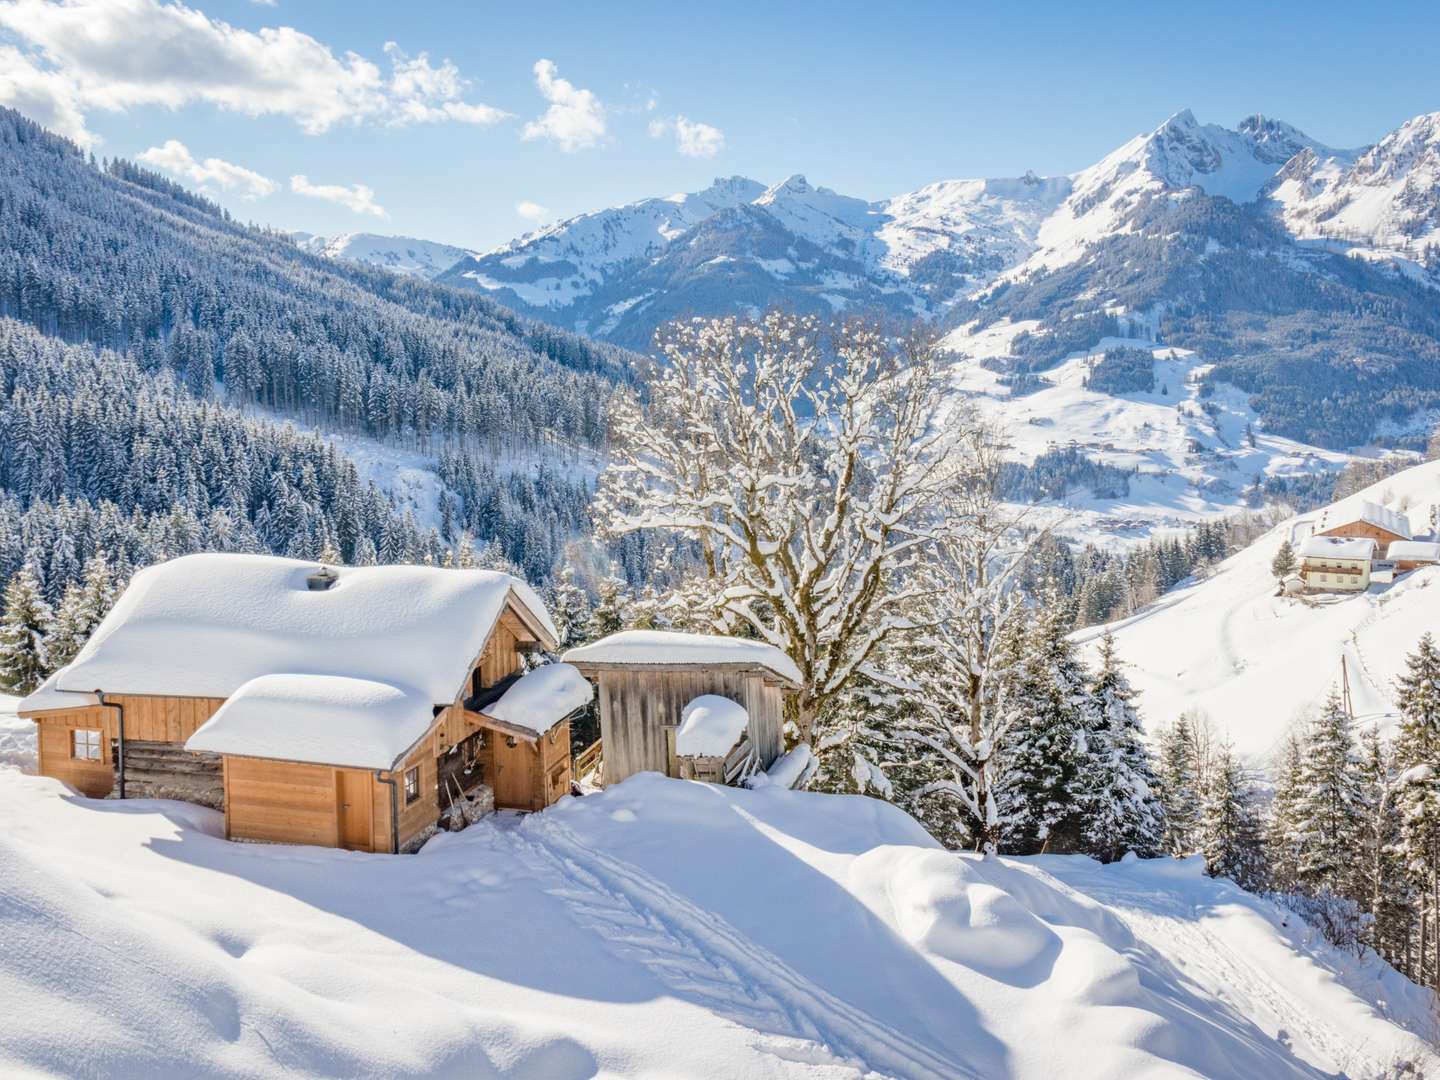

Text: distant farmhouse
xmin=19 ymin=554 xmax=806 ymax=853
xmin=1296 ymin=500 xmax=1440 ymax=594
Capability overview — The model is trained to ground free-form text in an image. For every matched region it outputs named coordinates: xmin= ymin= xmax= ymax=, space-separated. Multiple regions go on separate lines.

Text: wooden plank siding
xmin=593 ymin=668 xmax=787 ymax=787
xmin=225 ymin=757 xmax=341 ymax=848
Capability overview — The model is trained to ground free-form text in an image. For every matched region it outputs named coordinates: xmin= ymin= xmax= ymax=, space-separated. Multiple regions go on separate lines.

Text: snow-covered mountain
xmin=292 ymin=232 xmax=475 ymax=279
xmin=1269 ymin=110 xmax=1440 ymax=268
xmin=1080 ymin=456 xmax=1440 ymax=761
xmin=2 ymin=760 xmax=1436 ymax=1077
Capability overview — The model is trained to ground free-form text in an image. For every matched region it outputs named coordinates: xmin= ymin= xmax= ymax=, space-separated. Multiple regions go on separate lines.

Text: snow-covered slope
xmin=293 ymin=232 xmax=475 ymax=279
xmin=1 ymin=770 xmax=1434 ymax=1077
xmin=0 ymin=692 xmax=32 ymax=772
xmin=1080 ymin=458 xmax=1440 ymax=761
xmin=1269 ymin=110 xmax=1440 ymax=271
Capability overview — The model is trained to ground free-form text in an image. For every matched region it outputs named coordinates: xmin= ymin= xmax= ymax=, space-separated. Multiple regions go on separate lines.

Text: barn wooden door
xmin=491 ymin=737 xmax=536 ymax=810
xmin=336 ymin=770 xmax=373 ymax=851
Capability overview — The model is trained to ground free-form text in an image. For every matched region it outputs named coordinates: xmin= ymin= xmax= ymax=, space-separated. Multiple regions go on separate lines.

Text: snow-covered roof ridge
xmin=563 ymin=630 xmax=803 ymax=686
xmin=1299 ymin=535 xmax=1378 ymax=560
xmin=186 ymin=674 xmax=428 ymax=770
xmin=1387 ymin=540 xmax=1440 ymax=562
xmin=1318 ymin=498 xmax=1412 ymax=539
xmin=482 ymin=663 xmax=593 ymax=739
xmin=676 ymin=695 xmax=749 ymax=757
xmin=48 ymin=553 xmax=556 ymax=705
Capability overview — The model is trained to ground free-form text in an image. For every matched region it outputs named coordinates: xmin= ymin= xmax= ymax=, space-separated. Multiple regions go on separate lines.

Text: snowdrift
xmin=1083 ymin=457 xmax=1440 ymax=760
xmin=0 ymin=769 xmax=1433 ymax=1078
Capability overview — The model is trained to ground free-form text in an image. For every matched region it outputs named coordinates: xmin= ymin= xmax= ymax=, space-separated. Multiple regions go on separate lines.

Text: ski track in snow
xmin=510 ymin=816 xmax=975 ymax=1080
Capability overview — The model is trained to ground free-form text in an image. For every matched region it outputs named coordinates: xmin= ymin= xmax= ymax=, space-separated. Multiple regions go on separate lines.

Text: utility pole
xmin=1341 ymin=655 xmax=1354 ymax=721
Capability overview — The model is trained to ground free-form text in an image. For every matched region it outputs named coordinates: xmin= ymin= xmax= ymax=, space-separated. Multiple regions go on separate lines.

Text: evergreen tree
xmin=1157 ymin=713 xmax=1201 ymax=856
xmin=45 ymin=552 xmax=116 ymax=672
xmin=1198 ymin=743 xmax=1264 ymax=888
xmin=1291 ymin=688 xmax=1364 ymax=895
xmin=1265 ymin=730 xmax=1306 ymax=893
xmin=0 ymin=564 xmax=53 ymax=693
xmin=547 ymin=564 xmax=591 ymax=650
xmin=1077 ymin=633 xmax=1166 ymax=861
xmin=1270 ymin=540 xmax=1297 ymax=581
xmin=587 ymin=574 xmax=630 ymax=641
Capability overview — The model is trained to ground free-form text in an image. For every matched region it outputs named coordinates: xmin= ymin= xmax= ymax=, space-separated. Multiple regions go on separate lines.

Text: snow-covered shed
xmin=562 ymin=630 xmax=802 ymax=787
xmin=19 ymin=553 xmax=567 ymax=852
xmin=1315 ymin=500 xmax=1412 ymax=555
xmin=1298 ymin=535 xmax=1378 ymax=592
xmin=1387 ymin=540 xmax=1440 ymax=572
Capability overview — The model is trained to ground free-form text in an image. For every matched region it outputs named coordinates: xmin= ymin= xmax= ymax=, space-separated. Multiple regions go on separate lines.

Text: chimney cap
xmin=306 ymin=566 xmax=339 ymax=591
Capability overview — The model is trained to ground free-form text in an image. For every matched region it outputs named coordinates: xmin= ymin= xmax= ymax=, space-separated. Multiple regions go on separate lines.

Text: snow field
xmin=4 ymin=767 xmax=1433 ymax=1078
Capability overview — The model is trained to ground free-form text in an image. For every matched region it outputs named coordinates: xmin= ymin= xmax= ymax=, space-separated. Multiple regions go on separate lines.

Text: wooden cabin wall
xmin=541 ymin=719 xmax=571 ymax=808
xmin=32 ymin=708 xmax=115 ymax=797
xmin=597 ymin=669 xmax=786 ymax=786
xmin=225 ymin=757 xmax=342 ymax=848
xmin=387 ymin=738 xmax=441 ymax=853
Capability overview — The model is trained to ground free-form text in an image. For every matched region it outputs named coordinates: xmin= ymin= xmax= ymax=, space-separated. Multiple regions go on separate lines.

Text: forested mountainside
xmin=0 ymin=107 xmax=626 ymax=589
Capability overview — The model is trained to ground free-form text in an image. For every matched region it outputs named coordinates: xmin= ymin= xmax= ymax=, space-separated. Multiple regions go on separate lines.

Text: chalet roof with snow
xmin=1298 ymin=535 xmax=1378 ymax=561
xmin=480 ymin=662 xmax=593 ymax=740
xmin=563 ymin=630 xmax=803 ymax=688
xmin=21 ymin=553 xmax=558 ymax=768
xmin=1316 ymin=500 xmax=1412 ymax=540
xmin=1387 ymin=541 xmax=1440 ymax=563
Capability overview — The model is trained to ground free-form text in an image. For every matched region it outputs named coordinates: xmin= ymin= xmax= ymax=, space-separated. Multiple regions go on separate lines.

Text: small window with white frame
xmin=404 ymin=766 xmax=420 ymax=804
xmin=71 ymin=728 xmax=102 ymax=761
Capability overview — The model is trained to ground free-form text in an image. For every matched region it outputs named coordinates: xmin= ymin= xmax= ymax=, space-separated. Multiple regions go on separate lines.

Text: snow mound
xmin=1084 ymin=456 xmax=1440 ymax=759
xmin=676 ymin=695 xmax=748 ymax=756
xmin=2 ymin=768 xmax=1435 ymax=1078
xmin=0 ymin=693 xmax=35 ymax=772
xmin=484 ymin=663 xmax=593 ymax=738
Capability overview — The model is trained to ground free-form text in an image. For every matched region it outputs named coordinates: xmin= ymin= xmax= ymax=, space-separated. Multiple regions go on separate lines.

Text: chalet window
xmin=71 ymin=728 xmax=101 ymax=761
xmin=404 ymin=766 xmax=420 ymax=805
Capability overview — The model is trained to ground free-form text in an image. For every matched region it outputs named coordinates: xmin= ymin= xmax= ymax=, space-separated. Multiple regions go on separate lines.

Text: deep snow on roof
xmin=483 ymin=663 xmax=593 ymax=738
xmin=1318 ymin=499 xmax=1411 ymax=539
xmin=676 ymin=695 xmax=749 ymax=756
xmin=186 ymin=675 xmax=428 ymax=769
xmin=563 ymin=630 xmax=802 ymax=685
xmin=49 ymin=554 xmax=555 ymax=703
xmin=1387 ymin=541 xmax=1440 ymax=562
xmin=17 ymin=672 xmax=96 ymax=715
xmin=1299 ymin=535 xmax=1378 ymax=560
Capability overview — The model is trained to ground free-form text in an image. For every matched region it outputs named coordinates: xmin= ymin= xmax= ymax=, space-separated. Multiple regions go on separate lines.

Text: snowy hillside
xmin=1081 ymin=458 xmax=1440 ymax=761
xmin=944 ymin=320 xmax=1354 ymax=543
xmin=293 ymin=232 xmax=476 ymax=278
xmin=2 ymin=768 xmax=1435 ymax=1078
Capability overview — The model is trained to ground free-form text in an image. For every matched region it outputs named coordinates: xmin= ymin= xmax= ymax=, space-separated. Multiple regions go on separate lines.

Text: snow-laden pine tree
xmin=1199 ymin=743 xmax=1264 ymax=888
xmin=0 ymin=564 xmax=53 ymax=693
xmin=993 ymin=592 xmax=1089 ymax=854
xmin=1356 ymin=726 xmax=1409 ymax=964
xmin=1264 ymin=730 xmax=1307 ymax=893
xmin=44 ymin=553 xmax=116 ymax=673
xmin=1077 ymin=633 xmax=1166 ymax=862
xmin=863 ymin=424 xmax=1034 ymax=853
xmin=1390 ymin=632 xmax=1440 ymax=981
xmin=1270 ymin=541 xmax=1297 ymax=581
xmin=586 ymin=574 xmax=631 ymax=642
xmin=1291 ymin=688 xmax=1364 ymax=896
xmin=1157 ymin=713 xmax=1201 ymax=855
xmin=595 ymin=312 xmax=952 ymax=748
xmin=547 ymin=564 xmax=592 ymax=650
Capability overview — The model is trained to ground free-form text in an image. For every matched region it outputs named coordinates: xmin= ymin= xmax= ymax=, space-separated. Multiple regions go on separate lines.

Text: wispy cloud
xmin=0 ymin=0 xmax=506 ymax=146
xmin=520 ymin=59 xmax=605 ymax=152
xmin=515 ymin=199 xmax=550 ymax=222
xmin=648 ymin=114 xmax=725 ymax=159
xmin=137 ymin=139 xmax=276 ymax=198
xmin=290 ymin=174 xmax=387 ymax=218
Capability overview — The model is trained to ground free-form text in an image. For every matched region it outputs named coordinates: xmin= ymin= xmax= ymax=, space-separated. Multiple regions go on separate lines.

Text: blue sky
xmin=1 ymin=0 xmax=1437 ymax=250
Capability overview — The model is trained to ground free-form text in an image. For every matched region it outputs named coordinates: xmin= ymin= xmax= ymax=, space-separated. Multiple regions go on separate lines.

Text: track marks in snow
xmin=510 ymin=818 xmax=975 ymax=1080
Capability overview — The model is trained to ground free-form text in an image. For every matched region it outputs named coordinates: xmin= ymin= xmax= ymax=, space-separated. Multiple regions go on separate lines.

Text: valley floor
xmin=0 ymin=762 xmax=1435 ymax=1079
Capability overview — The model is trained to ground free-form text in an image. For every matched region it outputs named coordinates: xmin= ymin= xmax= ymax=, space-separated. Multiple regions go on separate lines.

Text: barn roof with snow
xmin=23 ymin=553 xmax=558 ymax=770
xmin=1298 ymin=536 xmax=1378 ymax=560
xmin=1387 ymin=541 xmax=1440 ymax=563
xmin=1316 ymin=500 xmax=1412 ymax=540
xmin=562 ymin=630 xmax=803 ymax=688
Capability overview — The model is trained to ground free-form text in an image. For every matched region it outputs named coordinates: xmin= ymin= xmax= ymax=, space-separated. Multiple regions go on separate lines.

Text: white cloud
xmin=648 ymin=114 xmax=725 ymax=159
xmin=137 ymin=138 xmax=276 ymax=198
xmin=515 ymin=200 xmax=550 ymax=222
xmin=0 ymin=0 xmax=506 ymax=145
xmin=290 ymin=174 xmax=387 ymax=218
xmin=520 ymin=59 xmax=605 ymax=152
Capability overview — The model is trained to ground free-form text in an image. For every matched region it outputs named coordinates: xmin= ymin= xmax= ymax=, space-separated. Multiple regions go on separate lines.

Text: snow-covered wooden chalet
xmin=563 ymin=630 xmax=802 ymax=787
xmin=18 ymin=554 xmax=591 ymax=853
xmin=1314 ymin=500 xmax=1412 ymax=556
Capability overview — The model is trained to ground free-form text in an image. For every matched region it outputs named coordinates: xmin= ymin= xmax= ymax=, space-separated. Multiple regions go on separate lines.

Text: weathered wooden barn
xmin=563 ymin=630 xmax=802 ymax=788
xmin=19 ymin=554 xmax=589 ymax=853
xmin=1315 ymin=500 xmax=1412 ymax=556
